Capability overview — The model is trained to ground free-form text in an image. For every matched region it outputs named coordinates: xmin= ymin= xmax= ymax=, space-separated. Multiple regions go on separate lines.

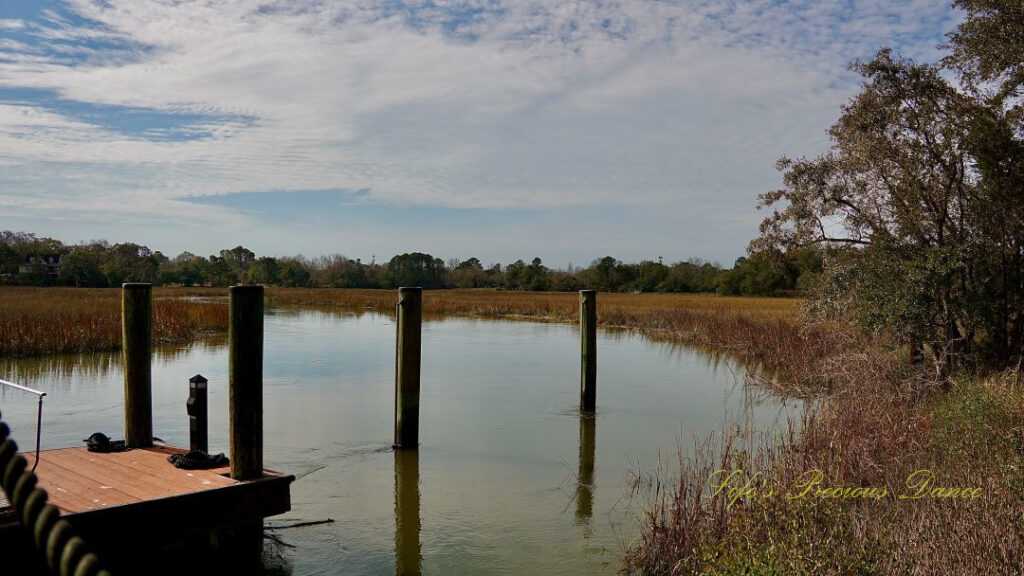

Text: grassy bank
xmin=623 ymin=338 xmax=1024 ymax=575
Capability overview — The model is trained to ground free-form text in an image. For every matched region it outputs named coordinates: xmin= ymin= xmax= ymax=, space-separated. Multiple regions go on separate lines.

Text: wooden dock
xmin=0 ymin=442 xmax=293 ymax=574
xmin=0 ymin=285 xmax=293 ymax=574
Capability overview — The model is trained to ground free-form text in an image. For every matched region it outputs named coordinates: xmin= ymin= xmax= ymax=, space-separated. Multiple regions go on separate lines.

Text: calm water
xmin=0 ymin=309 xmax=798 ymax=575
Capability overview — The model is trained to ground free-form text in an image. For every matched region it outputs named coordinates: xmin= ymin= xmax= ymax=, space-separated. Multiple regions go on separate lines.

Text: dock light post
xmin=187 ymin=374 xmax=209 ymax=453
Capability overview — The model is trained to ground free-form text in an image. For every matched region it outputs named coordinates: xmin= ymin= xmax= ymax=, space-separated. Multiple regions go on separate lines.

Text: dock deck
xmin=0 ymin=443 xmax=293 ymax=573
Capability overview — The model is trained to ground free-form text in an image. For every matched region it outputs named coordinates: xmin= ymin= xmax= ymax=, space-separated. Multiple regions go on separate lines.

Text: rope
xmin=0 ymin=410 xmax=113 ymax=576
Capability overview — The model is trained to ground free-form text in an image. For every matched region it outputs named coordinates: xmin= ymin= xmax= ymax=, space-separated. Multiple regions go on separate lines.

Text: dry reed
xmin=623 ymin=340 xmax=1024 ymax=575
xmin=266 ymin=288 xmax=843 ymax=388
xmin=0 ymin=287 xmax=226 ymax=357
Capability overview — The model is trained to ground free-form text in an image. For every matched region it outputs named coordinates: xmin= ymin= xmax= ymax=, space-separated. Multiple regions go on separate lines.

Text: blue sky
xmin=0 ymin=1 xmax=960 ymax=268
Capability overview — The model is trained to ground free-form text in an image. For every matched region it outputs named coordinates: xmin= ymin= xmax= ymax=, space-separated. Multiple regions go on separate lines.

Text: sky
xmin=0 ymin=1 xmax=961 ymax=268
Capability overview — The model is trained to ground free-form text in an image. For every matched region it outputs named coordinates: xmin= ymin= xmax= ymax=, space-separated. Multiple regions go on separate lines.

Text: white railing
xmin=0 ymin=379 xmax=46 ymax=472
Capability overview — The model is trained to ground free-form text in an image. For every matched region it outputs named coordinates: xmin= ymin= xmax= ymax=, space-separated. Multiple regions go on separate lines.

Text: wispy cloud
xmin=0 ymin=0 xmax=960 ymax=261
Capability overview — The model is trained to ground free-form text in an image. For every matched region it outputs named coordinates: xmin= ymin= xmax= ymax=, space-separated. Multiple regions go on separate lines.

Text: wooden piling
xmin=122 ymin=283 xmax=153 ymax=448
xmin=229 ymin=285 xmax=264 ymax=480
xmin=580 ymin=290 xmax=597 ymax=412
xmin=394 ymin=287 xmax=422 ymax=449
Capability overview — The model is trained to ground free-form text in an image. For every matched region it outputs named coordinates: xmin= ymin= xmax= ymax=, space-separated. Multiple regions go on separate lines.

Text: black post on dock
xmin=394 ymin=287 xmax=422 ymax=450
xmin=123 ymin=282 xmax=153 ymax=448
xmin=229 ymin=285 xmax=264 ymax=480
xmin=187 ymin=374 xmax=209 ymax=453
xmin=580 ymin=290 xmax=597 ymax=412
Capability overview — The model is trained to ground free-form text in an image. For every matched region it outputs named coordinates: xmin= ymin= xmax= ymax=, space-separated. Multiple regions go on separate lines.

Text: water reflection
xmin=1 ymin=309 xmax=800 ymax=576
xmin=394 ymin=450 xmax=422 ymax=576
xmin=586 ymin=326 xmax=774 ymax=383
xmin=0 ymin=338 xmax=228 ymax=388
xmin=575 ymin=412 xmax=596 ymax=537
xmin=0 ymin=352 xmax=119 ymax=390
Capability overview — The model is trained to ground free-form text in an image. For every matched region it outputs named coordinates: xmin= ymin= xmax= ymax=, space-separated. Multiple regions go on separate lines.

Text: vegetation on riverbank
xmin=623 ymin=331 xmax=1024 ymax=575
xmin=1 ymin=287 xmax=816 ymax=367
xmin=624 ymin=1 xmax=1024 ymax=572
xmin=0 ymin=287 xmax=226 ymax=357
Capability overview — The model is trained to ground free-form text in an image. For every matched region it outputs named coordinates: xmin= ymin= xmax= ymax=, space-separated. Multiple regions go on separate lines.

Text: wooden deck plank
xmin=12 ymin=445 xmax=288 ymax=519
xmin=22 ymin=457 xmax=137 ymax=512
xmin=25 ymin=450 xmax=178 ymax=512
xmin=42 ymin=449 xmax=213 ymax=502
xmin=51 ymin=445 xmax=233 ymax=489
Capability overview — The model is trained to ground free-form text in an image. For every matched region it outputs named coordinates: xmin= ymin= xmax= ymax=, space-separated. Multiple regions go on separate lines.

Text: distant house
xmin=19 ymin=254 xmax=62 ymax=276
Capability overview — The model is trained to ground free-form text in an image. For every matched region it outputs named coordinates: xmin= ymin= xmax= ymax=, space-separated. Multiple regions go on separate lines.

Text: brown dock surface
xmin=19 ymin=443 xmax=236 ymax=513
xmin=1 ymin=442 xmax=293 ymax=573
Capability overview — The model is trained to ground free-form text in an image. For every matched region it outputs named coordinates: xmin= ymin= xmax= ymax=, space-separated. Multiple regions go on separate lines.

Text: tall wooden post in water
xmin=229 ymin=285 xmax=264 ymax=480
xmin=122 ymin=283 xmax=153 ymax=447
xmin=580 ymin=290 xmax=597 ymax=412
xmin=394 ymin=287 xmax=422 ymax=449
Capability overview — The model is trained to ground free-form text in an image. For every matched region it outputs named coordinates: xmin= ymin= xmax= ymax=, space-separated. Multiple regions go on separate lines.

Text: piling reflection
xmin=575 ymin=412 xmax=596 ymax=536
xmin=394 ymin=449 xmax=422 ymax=576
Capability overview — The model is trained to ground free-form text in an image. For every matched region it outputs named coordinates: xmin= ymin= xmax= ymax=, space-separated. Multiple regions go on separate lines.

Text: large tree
xmin=754 ymin=46 xmax=1024 ymax=371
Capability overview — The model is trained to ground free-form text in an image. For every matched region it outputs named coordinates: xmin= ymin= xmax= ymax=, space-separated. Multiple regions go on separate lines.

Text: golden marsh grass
xmin=2 ymin=287 xmax=848 ymax=387
xmin=0 ymin=287 xmax=227 ymax=357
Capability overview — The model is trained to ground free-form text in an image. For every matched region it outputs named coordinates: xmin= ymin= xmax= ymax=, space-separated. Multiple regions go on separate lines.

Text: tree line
xmin=0 ymin=230 xmax=821 ymax=296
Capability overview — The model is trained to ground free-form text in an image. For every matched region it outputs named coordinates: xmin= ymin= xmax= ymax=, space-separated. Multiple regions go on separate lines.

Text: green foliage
xmin=101 ymin=242 xmax=162 ymax=285
xmin=932 ymin=376 xmax=1021 ymax=464
xmin=160 ymin=252 xmax=211 ymax=287
xmin=246 ymin=256 xmax=281 ymax=285
xmin=947 ymin=0 xmax=1024 ymax=104
xmin=449 ymin=257 xmax=491 ymax=288
xmin=385 ymin=252 xmax=446 ymax=289
xmin=1 ymin=231 xmax=812 ymax=298
xmin=503 ymin=257 xmax=550 ymax=291
xmin=717 ymin=256 xmax=787 ymax=296
xmin=59 ymin=245 xmax=107 ymax=287
xmin=717 ymin=249 xmax=821 ymax=297
xmin=277 ymin=257 xmax=312 ymax=287
xmin=757 ymin=45 xmax=1024 ymax=371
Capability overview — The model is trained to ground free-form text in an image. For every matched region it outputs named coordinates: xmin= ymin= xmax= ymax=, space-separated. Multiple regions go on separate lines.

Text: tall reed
xmin=0 ymin=287 xmax=226 ymax=357
xmin=623 ymin=338 xmax=1024 ymax=575
xmin=266 ymin=288 xmax=841 ymax=387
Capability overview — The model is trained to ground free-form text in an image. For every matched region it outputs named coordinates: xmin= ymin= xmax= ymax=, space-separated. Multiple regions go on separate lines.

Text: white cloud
xmin=0 ymin=19 xmax=26 ymax=31
xmin=0 ymin=0 xmax=960 ymax=259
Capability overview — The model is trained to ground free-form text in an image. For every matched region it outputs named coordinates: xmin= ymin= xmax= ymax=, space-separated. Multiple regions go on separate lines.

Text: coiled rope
xmin=0 ymin=411 xmax=112 ymax=576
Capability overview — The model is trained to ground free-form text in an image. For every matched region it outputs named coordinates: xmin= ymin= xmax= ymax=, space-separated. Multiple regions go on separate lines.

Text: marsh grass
xmin=3 ymin=287 xmax=813 ymax=364
xmin=0 ymin=287 xmax=226 ymax=357
xmin=623 ymin=349 xmax=1024 ymax=575
xmin=266 ymin=288 xmax=849 ymax=389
